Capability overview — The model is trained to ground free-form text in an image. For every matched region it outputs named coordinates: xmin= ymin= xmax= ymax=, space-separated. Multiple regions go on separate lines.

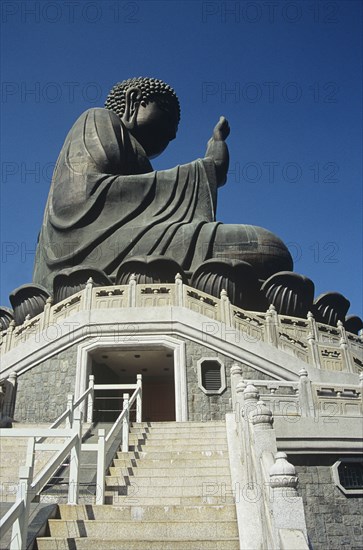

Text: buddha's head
xmin=105 ymin=77 xmax=180 ymax=158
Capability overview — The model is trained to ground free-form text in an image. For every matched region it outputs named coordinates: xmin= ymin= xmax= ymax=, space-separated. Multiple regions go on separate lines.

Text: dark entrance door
xmin=142 ymin=375 xmax=176 ymax=422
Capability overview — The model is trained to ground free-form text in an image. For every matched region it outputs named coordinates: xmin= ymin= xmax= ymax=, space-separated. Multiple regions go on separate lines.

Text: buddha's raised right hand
xmin=212 ymin=116 xmax=230 ymax=142
xmin=205 ymin=116 xmax=230 ymax=187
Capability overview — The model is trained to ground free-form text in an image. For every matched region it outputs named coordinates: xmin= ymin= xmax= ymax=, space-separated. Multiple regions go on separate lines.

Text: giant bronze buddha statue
xmin=2 ymin=76 xmax=355 ymax=330
xmin=33 ymin=77 xmax=292 ymax=294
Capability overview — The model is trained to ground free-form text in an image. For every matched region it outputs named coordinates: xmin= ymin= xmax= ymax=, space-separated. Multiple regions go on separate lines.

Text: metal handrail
xmin=31 ymin=432 xmax=79 ymax=495
xmin=35 ymin=375 xmax=94 ymax=444
xmin=0 ymin=376 xmax=95 ymax=549
xmin=82 ymin=374 xmax=142 ymax=505
xmin=0 ymin=373 xmax=143 ymax=542
xmin=0 ymin=500 xmax=25 ymax=541
xmin=0 ymin=413 xmax=82 ymax=550
xmin=105 ymin=386 xmax=140 ymax=445
xmin=73 ymin=382 xmax=94 ymax=410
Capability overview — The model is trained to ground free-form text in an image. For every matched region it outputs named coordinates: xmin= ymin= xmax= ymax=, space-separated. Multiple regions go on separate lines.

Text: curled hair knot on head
xmin=105 ymin=77 xmax=181 ymax=123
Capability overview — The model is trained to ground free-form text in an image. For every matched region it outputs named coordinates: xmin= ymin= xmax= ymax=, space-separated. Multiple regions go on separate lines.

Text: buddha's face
xmin=129 ymin=101 xmax=179 ymax=159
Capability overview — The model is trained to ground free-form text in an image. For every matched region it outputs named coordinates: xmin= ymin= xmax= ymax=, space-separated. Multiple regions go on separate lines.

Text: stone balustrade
xmin=241 ymin=373 xmax=362 ymax=420
xmin=227 ymin=371 xmax=310 ymax=549
xmin=0 ymin=277 xmax=362 ymax=375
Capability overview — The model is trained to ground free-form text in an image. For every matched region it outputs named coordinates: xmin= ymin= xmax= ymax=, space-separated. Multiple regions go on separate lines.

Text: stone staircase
xmin=0 ymin=424 xmax=67 ymax=503
xmin=36 ymin=421 xmax=240 ymax=549
xmin=0 ymin=423 xmax=91 ymax=504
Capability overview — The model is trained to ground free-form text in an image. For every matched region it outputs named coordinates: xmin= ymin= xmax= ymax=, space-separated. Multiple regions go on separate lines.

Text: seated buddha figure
xmin=33 ymin=77 xmax=293 ymax=302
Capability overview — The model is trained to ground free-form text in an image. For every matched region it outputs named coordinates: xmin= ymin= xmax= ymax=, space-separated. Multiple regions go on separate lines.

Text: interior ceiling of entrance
xmin=91 ymin=348 xmax=174 ymax=378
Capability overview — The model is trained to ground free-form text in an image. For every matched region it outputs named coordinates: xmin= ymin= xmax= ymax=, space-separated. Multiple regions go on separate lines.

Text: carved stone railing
xmin=228 ymin=365 xmax=310 ymax=549
xmin=245 ymin=370 xmax=363 ymax=420
xmin=0 ymin=276 xmax=362 ymax=375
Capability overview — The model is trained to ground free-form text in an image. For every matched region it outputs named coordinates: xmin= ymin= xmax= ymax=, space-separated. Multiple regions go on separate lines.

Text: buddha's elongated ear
xmin=121 ymin=87 xmax=142 ymax=128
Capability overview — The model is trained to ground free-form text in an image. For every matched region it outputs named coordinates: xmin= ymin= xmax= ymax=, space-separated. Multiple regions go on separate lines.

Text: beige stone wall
xmin=183 ymin=338 xmax=274 ymax=421
xmin=14 ymin=345 xmax=78 ymax=422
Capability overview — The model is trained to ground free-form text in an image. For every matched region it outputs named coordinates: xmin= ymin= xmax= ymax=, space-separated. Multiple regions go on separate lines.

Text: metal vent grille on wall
xmin=332 ymin=458 xmax=363 ymax=495
xmin=338 ymin=461 xmax=363 ymax=490
xmin=201 ymin=361 xmax=222 ymax=391
xmin=197 ymin=358 xmax=226 ymax=395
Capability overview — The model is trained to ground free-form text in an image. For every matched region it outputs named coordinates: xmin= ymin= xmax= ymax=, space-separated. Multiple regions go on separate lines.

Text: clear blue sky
xmin=1 ymin=0 xmax=362 ymax=320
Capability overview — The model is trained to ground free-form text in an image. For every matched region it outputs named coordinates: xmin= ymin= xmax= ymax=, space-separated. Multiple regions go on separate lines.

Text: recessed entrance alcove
xmin=75 ymin=336 xmax=188 ymax=422
xmin=91 ymin=347 xmax=175 ymax=422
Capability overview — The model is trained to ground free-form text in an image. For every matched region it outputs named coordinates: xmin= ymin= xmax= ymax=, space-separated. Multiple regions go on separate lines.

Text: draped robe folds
xmin=33 ymin=108 xmax=221 ymax=290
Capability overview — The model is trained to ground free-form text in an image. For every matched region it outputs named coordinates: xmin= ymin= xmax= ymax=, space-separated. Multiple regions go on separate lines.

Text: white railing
xmin=0 ymin=412 xmax=82 ymax=550
xmin=82 ymin=374 xmax=142 ymax=505
xmin=0 ymin=374 xmax=142 ymax=548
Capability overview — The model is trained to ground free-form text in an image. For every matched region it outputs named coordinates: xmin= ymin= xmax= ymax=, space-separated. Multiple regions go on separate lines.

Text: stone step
xmin=0 ymin=440 xmax=28 ymax=449
xmin=129 ymin=427 xmax=226 ymax=437
xmin=132 ymin=422 xmax=225 ymax=428
xmin=117 ymin=450 xmax=229 ymax=460
xmin=137 ymin=436 xmax=228 ymax=444
xmin=139 ymin=422 xmax=226 ymax=434
xmin=37 ymin=536 xmax=240 ymax=549
xmin=109 ymin=466 xmax=231 ymax=477
xmin=125 ymin=436 xmax=148 ymax=444
xmin=129 ymin=443 xmax=228 ymax=452
xmin=105 ymin=474 xmax=232 ymax=487
xmin=0 ymin=447 xmax=67 ymax=502
xmin=105 ymin=494 xmax=235 ymax=506
xmin=57 ymin=503 xmax=237 ymax=522
xmin=131 ymin=434 xmax=227 ymax=442
xmin=113 ymin=453 xmax=228 ymax=468
xmin=34 ymin=421 xmax=237 ymax=548
xmin=47 ymin=518 xmax=238 ymax=539
xmin=136 ymin=433 xmax=227 ymax=442
xmin=104 ymin=484 xmax=234 ymax=498
xmin=128 ymin=429 xmax=150 ymax=435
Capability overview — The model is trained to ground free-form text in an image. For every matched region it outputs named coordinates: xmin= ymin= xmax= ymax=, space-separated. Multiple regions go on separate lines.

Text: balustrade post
xmin=3 ymin=371 xmax=17 ymax=418
xmin=251 ymin=400 xmax=277 ymax=466
xmin=83 ymin=277 xmax=94 ymax=310
xmin=122 ymin=393 xmax=130 ymax=452
xmin=230 ymin=362 xmax=243 ymax=408
xmin=128 ymin=274 xmax=137 ymax=307
xmin=10 ymin=438 xmax=35 ymax=550
xmin=220 ymin=289 xmax=233 ymax=328
xmin=68 ymin=410 xmax=82 ymax=505
xmin=87 ymin=375 xmax=95 ymax=423
xmin=0 ymin=384 xmax=5 ymax=414
xmin=243 ymin=383 xmax=259 ymax=479
xmin=66 ymin=394 xmax=74 ymax=429
xmin=307 ymin=311 xmax=321 ymax=369
xmin=95 ymin=428 xmax=106 ymax=505
xmin=269 ymin=452 xmax=308 ymax=546
xmin=136 ymin=374 xmax=142 ymax=423
xmin=4 ymin=320 xmax=15 ymax=353
xmin=337 ymin=321 xmax=353 ymax=372
xmin=41 ymin=296 xmax=53 ymax=330
xmin=298 ymin=368 xmax=315 ymax=417
xmin=235 ymin=380 xmax=246 ymax=441
xmin=265 ymin=305 xmax=278 ymax=346
xmin=175 ymin=273 xmax=184 ymax=306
